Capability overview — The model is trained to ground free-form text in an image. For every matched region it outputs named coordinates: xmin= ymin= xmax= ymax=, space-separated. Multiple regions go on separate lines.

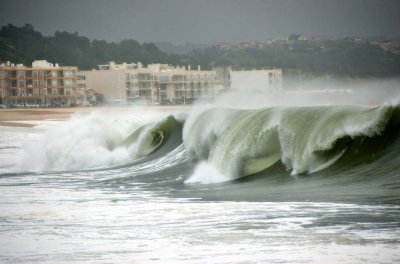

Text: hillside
xmin=1 ymin=24 xmax=400 ymax=77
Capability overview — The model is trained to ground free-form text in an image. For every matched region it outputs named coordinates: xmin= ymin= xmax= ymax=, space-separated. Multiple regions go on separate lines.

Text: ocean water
xmin=0 ymin=105 xmax=399 ymax=263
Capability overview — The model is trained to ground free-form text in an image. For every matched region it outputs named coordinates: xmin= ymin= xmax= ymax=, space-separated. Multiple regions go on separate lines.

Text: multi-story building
xmin=213 ymin=66 xmax=231 ymax=91
xmin=186 ymin=66 xmax=217 ymax=102
xmin=81 ymin=62 xmax=218 ymax=104
xmin=76 ymin=72 xmax=96 ymax=105
xmin=0 ymin=60 xmax=80 ymax=106
xmin=230 ymin=69 xmax=282 ymax=92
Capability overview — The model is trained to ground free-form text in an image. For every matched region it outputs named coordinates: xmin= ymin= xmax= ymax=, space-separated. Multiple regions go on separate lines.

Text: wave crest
xmin=183 ymin=105 xmax=399 ymax=183
xmin=20 ymin=111 xmax=181 ymax=171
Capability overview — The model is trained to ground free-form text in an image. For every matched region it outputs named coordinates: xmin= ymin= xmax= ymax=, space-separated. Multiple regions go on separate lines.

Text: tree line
xmin=1 ymin=24 xmax=400 ymax=77
xmin=0 ymin=24 xmax=180 ymax=70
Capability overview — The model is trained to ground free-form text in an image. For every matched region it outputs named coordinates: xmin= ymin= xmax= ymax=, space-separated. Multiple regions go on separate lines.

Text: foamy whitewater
xmin=1 ymin=99 xmax=400 ymax=263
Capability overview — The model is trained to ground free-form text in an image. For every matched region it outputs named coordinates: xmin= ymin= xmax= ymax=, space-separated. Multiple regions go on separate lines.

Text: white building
xmin=230 ymin=69 xmax=282 ymax=92
xmin=80 ymin=62 xmax=218 ymax=104
xmin=213 ymin=66 xmax=231 ymax=91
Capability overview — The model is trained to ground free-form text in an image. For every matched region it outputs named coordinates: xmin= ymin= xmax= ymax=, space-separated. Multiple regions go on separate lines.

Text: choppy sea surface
xmin=0 ymin=105 xmax=400 ymax=263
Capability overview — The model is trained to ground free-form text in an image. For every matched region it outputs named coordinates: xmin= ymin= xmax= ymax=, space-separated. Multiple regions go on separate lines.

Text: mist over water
xmin=213 ymin=77 xmax=400 ymax=108
xmin=1 ymin=78 xmax=400 ymax=263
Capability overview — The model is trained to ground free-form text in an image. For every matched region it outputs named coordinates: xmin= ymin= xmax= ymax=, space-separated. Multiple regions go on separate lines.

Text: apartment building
xmin=213 ymin=66 xmax=231 ymax=91
xmin=81 ymin=62 xmax=218 ymax=104
xmin=0 ymin=60 xmax=81 ymax=106
xmin=158 ymin=65 xmax=216 ymax=104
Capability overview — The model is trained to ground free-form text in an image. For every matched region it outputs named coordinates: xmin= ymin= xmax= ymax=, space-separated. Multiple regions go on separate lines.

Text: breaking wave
xmin=20 ymin=111 xmax=184 ymax=171
xmin=183 ymin=104 xmax=400 ymax=183
xmin=18 ymin=104 xmax=400 ymax=189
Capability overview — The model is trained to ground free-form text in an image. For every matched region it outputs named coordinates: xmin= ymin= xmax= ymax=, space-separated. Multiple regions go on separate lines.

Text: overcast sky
xmin=1 ymin=0 xmax=399 ymax=44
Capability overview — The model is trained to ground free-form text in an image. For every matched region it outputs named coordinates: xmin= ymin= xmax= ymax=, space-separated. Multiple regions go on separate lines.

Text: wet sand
xmin=0 ymin=105 xmax=191 ymax=127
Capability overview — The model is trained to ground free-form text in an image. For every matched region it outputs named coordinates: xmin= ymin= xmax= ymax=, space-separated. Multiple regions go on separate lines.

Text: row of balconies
xmin=158 ymin=77 xmax=215 ymax=83
xmin=4 ymin=80 xmax=76 ymax=87
xmin=125 ymin=80 xmax=214 ymax=87
xmin=0 ymin=76 xmax=77 ymax=80
xmin=125 ymin=85 xmax=214 ymax=92
xmin=0 ymin=70 xmax=76 ymax=79
xmin=5 ymin=93 xmax=82 ymax=99
xmin=126 ymin=75 xmax=215 ymax=83
xmin=125 ymin=89 xmax=214 ymax=101
xmin=175 ymin=90 xmax=210 ymax=97
xmin=5 ymin=86 xmax=79 ymax=91
xmin=6 ymin=88 xmax=79 ymax=96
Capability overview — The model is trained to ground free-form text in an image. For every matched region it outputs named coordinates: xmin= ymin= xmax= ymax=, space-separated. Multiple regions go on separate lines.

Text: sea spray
xmin=185 ymin=161 xmax=230 ymax=184
xmin=19 ymin=109 xmax=168 ymax=171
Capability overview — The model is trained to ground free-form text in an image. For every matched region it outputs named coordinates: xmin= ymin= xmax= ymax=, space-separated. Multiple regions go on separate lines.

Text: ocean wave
xmin=20 ymin=110 xmax=184 ymax=171
xmin=183 ymin=104 xmax=400 ymax=183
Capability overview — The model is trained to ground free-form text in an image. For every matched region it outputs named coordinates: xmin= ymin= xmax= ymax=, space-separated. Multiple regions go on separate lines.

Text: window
xmin=139 ymin=74 xmax=151 ymax=81
xmin=17 ymin=71 xmax=25 ymax=78
xmin=159 ymin=76 xmax=169 ymax=82
xmin=139 ymin=90 xmax=151 ymax=96
xmin=18 ymin=80 xmax=26 ymax=87
xmin=172 ymin=75 xmax=184 ymax=82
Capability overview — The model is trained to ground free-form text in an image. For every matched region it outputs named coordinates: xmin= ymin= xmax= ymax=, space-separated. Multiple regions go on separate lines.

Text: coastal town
xmin=1 ymin=23 xmax=399 ymax=108
xmin=0 ymin=59 xmax=283 ymax=107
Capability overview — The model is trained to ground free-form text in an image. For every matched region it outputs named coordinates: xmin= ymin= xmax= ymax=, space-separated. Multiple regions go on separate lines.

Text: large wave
xmin=18 ymin=103 xmax=400 ymax=188
xmin=20 ymin=110 xmax=184 ymax=171
xmin=183 ymin=104 xmax=400 ymax=184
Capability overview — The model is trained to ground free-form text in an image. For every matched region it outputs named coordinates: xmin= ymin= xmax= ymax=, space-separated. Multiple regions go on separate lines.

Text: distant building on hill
xmin=0 ymin=60 xmax=89 ymax=106
xmin=230 ymin=69 xmax=282 ymax=92
xmin=80 ymin=61 xmax=219 ymax=104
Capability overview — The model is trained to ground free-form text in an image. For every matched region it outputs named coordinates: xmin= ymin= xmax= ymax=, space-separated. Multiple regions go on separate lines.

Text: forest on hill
xmin=1 ymin=24 xmax=400 ymax=77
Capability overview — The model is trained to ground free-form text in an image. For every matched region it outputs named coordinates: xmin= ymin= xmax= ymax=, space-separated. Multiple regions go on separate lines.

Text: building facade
xmin=213 ymin=66 xmax=231 ymax=91
xmin=81 ymin=62 xmax=218 ymax=104
xmin=0 ymin=60 xmax=81 ymax=106
xmin=230 ymin=69 xmax=282 ymax=92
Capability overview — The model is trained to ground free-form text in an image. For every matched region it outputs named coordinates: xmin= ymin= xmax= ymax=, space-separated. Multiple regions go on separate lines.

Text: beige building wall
xmin=82 ymin=69 xmax=127 ymax=102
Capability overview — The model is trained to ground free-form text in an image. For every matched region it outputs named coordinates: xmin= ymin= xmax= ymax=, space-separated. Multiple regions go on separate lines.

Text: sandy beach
xmin=0 ymin=105 xmax=191 ymax=127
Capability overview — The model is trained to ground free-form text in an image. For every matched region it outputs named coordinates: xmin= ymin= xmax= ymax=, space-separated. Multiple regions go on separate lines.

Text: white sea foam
xmin=185 ymin=161 xmax=231 ymax=184
xmin=19 ymin=109 xmax=168 ymax=171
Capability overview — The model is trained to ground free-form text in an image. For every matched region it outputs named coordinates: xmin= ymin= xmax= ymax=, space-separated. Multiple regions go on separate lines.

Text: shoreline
xmin=0 ymin=105 xmax=191 ymax=127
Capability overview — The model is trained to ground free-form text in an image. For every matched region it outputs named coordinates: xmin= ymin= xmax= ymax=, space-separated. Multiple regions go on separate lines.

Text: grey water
xmin=0 ymin=105 xmax=400 ymax=263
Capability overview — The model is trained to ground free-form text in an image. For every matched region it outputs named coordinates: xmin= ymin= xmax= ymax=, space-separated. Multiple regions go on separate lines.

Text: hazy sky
xmin=1 ymin=0 xmax=399 ymax=44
